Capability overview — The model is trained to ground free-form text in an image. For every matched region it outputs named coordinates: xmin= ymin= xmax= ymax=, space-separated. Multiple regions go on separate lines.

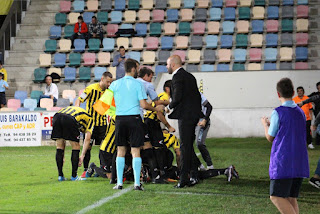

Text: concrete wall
xmin=155 ymin=70 xmax=320 ymax=138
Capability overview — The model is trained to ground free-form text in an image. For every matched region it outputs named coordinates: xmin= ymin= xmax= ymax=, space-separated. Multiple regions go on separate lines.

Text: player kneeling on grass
xmin=52 ymin=106 xmax=94 ymax=181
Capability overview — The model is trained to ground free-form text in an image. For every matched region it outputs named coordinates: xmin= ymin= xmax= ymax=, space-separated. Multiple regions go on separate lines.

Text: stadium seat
xmin=212 ymin=0 xmax=223 ymax=8
xmin=102 ymin=38 xmax=115 ymax=52
xmin=68 ymin=13 xmax=80 ymax=25
xmin=167 ymin=9 xmax=179 ymax=22
xmin=141 ymin=0 xmax=153 ymax=9
xmin=239 ymin=0 xmax=252 ymax=7
xmin=198 ymin=0 xmax=210 ymax=8
xmin=295 ymin=62 xmax=308 ymax=70
xmin=280 ymin=62 xmax=292 ymax=70
xmin=169 ymin=0 xmax=181 ymax=8
xmin=72 ymin=0 xmax=84 ymax=12
xmin=252 ymin=20 xmax=264 ymax=33
xmin=282 ymin=6 xmax=294 ymax=19
xmin=188 ymin=50 xmax=201 ymax=63
xmin=88 ymin=39 xmax=100 ymax=52
xmin=79 ymin=67 xmax=91 ymax=82
xmin=83 ymin=12 xmax=94 ymax=24
xmin=50 ymin=107 xmax=62 ymax=111
xmin=190 ymin=36 xmax=203 ymax=49
xmin=150 ymin=23 xmax=162 ymax=36
xmin=40 ymin=98 xmax=53 ymax=111
xmin=250 ymin=34 xmax=263 ymax=47
xmin=232 ymin=63 xmax=245 ymax=71
xmin=217 ymin=64 xmax=230 ymax=71
xmin=17 ymin=107 xmax=30 ymax=112
xmin=62 ymin=90 xmax=76 ymax=104
xmin=236 ymin=34 xmax=248 ymax=48
xmin=48 ymin=68 xmax=62 ymax=80
xmin=30 ymin=91 xmax=43 ymax=103
xmin=283 ymin=0 xmax=293 ymax=6
xmin=252 ymin=7 xmax=265 ymax=19
xmin=193 ymin=22 xmax=205 ymax=35
xmin=266 ymin=20 xmax=279 ymax=33
xmin=128 ymin=51 xmax=141 ymax=63
xmin=39 ymin=54 xmax=51 ymax=67
xmin=7 ymin=99 xmax=21 ymax=111
xmin=205 ymin=35 xmax=218 ymax=49
xmin=135 ymin=23 xmax=147 ymax=36
xmin=101 ymin=0 xmax=112 ymax=11
xmin=56 ymin=98 xmax=70 ymax=108
xmin=63 ymin=25 xmax=74 ymax=39
xmin=195 ymin=8 xmax=207 ymax=22
xmin=74 ymin=39 xmax=85 ymax=53
xmin=64 ymin=67 xmax=76 ymax=82
xmin=201 ymin=64 xmax=214 ymax=72
xmin=158 ymin=51 xmax=171 ymax=64
xmin=186 ymin=64 xmax=199 ymax=72
xmin=266 ymin=34 xmax=278 ymax=47
xmin=55 ymin=13 xmax=67 ymax=25
xmin=296 ymin=19 xmax=308 ymax=32
xmin=24 ymin=98 xmax=38 ymax=111
xmin=60 ymin=1 xmax=71 ymax=13
xmin=153 ymin=10 xmax=165 ymax=22
xmin=264 ymin=63 xmax=277 ymax=70
xmin=155 ymin=0 xmax=167 ymax=9
xmin=137 ymin=10 xmax=150 ymax=23
xmin=98 ymin=52 xmax=111 ymax=66
xmin=34 ymin=107 xmax=47 ymax=111
xmin=161 ymin=37 xmax=173 ymax=50
xmin=155 ymin=65 xmax=168 ymax=76
xmin=247 ymin=63 xmax=261 ymax=71
xmin=249 ymin=48 xmax=262 ymax=62
xmin=265 ymin=48 xmax=277 ymax=61
xmin=269 ymin=0 xmax=279 ymax=5
xmin=234 ymin=49 xmax=247 ymax=62
xmin=124 ymin=11 xmax=136 ymax=23
xmin=83 ymin=53 xmax=96 ymax=66
xmin=163 ymin=23 xmax=176 ymax=36
xmin=254 ymin=0 xmax=265 ymax=5
xmin=207 ymin=22 xmax=220 ymax=34
xmin=184 ymin=0 xmax=195 ymax=8
xmin=97 ymin=12 xmax=108 ymax=24
xmin=110 ymin=11 xmax=122 ymax=24
xmin=179 ymin=22 xmax=191 ymax=35
xmin=224 ymin=8 xmax=236 ymax=21
xmin=114 ymin=0 xmax=126 ymax=11
xmin=59 ymin=39 xmax=71 ymax=53
xmin=281 ymin=33 xmax=293 ymax=46
xmin=203 ymin=49 xmax=216 ymax=63
xmin=173 ymin=50 xmax=186 ymax=63
xmin=296 ymin=33 xmax=308 ymax=46
xmin=53 ymin=53 xmax=66 ymax=67
xmin=298 ymin=0 xmax=308 ymax=5
xmin=87 ymin=0 xmax=98 ymax=12
xmin=44 ymin=40 xmax=57 ymax=53
xmin=117 ymin=38 xmax=129 ymax=49
xmin=131 ymin=37 xmax=144 ymax=50
xmin=221 ymin=35 xmax=233 ymax=48
xmin=222 ymin=21 xmax=234 ymax=34
xmin=297 ymin=5 xmax=308 ymax=18
xmin=94 ymin=67 xmax=107 ymax=81
xmin=181 ymin=9 xmax=193 ymax=22
xmin=218 ymin=49 xmax=231 ymax=62
xmin=128 ymin=0 xmax=140 ymax=10
xmin=209 ymin=8 xmax=222 ymax=21
xmin=267 ymin=6 xmax=279 ymax=19
xmin=176 ymin=36 xmax=189 ymax=49
xmin=237 ymin=21 xmax=249 ymax=33
xmin=226 ymin=0 xmax=237 ymax=7
xmin=106 ymin=24 xmax=118 ymax=37
xmin=33 ymin=68 xmax=47 ymax=83
xmin=69 ymin=53 xmax=81 ymax=67
xmin=280 ymin=47 xmax=293 ymax=61
xmin=50 ymin=26 xmax=62 ymax=39
xmin=296 ymin=47 xmax=308 ymax=61
xmin=282 ymin=19 xmax=293 ymax=32
xmin=142 ymin=51 xmax=156 ymax=64
xmin=239 ymin=7 xmax=250 ymax=20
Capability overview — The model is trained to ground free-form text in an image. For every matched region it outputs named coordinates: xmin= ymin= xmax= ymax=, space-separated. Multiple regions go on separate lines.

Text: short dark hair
xmin=138 ymin=67 xmax=154 ymax=78
xmin=45 ymin=74 xmax=52 ymax=80
xmin=125 ymin=58 xmax=139 ymax=73
xmin=78 ymin=16 xmax=83 ymax=21
xmin=276 ymin=78 xmax=294 ymax=98
xmin=316 ymin=82 xmax=320 ymax=87
xmin=163 ymin=80 xmax=172 ymax=91
xmin=92 ymin=16 xmax=97 ymax=19
xmin=119 ymin=46 xmax=125 ymax=50
xmin=102 ymin=71 xmax=112 ymax=79
xmin=0 ymin=73 xmax=4 ymax=78
xmin=297 ymin=86 xmax=304 ymax=93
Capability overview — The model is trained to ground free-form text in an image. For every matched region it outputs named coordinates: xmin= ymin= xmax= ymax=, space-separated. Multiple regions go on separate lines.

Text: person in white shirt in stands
xmin=40 ymin=75 xmax=59 ymax=105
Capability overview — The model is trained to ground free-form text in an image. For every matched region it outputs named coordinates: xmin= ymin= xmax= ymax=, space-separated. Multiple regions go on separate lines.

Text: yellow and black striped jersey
xmin=144 ymin=92 xmax=170 ymax=121
xmin=100 ymin=115 xmax=116 ymax=154
xmin=58 ymin=106 xmax=94 ymax=134
xmin=78 ymin=83 xmax=107 ymax=126
xmin=163 ymin=132 xmax=180 ymax=150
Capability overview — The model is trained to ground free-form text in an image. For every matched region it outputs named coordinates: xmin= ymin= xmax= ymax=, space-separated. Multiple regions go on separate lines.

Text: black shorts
xmin=99 ymin=150 xmax=113 ymax=173
xmin=115 ymin=115 xmax=144 ymax=148
xmin=270 ymin=178 xmax=304 ymax=198
xmin=144 ymin=118 xmax=164 ymax=147
xmin=91 ymin=125 xmax=107 ymax=146
xmin=51 ymin=113 xmax=80 ymax=143
xmin=0 ymin=92 xmax=6 ymax=105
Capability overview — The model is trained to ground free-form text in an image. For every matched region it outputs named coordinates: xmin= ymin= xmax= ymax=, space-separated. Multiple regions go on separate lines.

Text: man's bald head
xmin=167 ymin=55 xmax=182 ymax=74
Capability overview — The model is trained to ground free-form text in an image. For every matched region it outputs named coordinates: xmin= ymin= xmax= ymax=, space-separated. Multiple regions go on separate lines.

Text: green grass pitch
xmin=0 ymin=138 xmax=319 ymax=213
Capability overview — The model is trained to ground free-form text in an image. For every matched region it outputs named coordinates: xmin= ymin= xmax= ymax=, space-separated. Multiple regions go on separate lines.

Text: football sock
xmin=56 ymin=149 xmax=64 ymax=177
xmin=116 ymin=157 xmax=125 ymax=185
xmin=154 ymin=148 xmax=165 ymax=174
xmin=132 ymin=157 xmax=142 ymax=186
xmin=71 ymin=150 xmax=80 ymax=178
xmin=83 ymin=149 xmax=91 ymax=171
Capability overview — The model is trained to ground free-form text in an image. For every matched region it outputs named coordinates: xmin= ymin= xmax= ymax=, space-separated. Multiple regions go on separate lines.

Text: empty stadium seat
xmin=39 ymin=54 xmax=51 ymax=67
xmin=30 ymin=91 xmax=43 ymax=103
xmin=249 ymin=48 xmax=262 ymax=62
xmin=282 ymin=6 xmax=294 ymax=19
xmin=167 ymin=9 xmax=179 ymax=22
xmin=128 ymin=51 xmax=141 ymax=63
xmin=173 ymin=50 xmax=186 ymax=63
xmin=83 ymin=12 xmax=94 ymax=24
xmin=296 ymin=19 xmax=308 ymax=32
xmin=239 ymin=0 xmax=252 ymax=7
xmin=153 ymin=10 xmax=165 ymax=22
xmin=280 ymin=62 xmax=292 ymax=70
xmin=190 ymin=36 xmax=203 ymax=49
xmin=224 ymin=8 xmax=236 ymax=21
xmin=150 ymin=23 xmax=162 ymax=36
xmin=295 ymin=62 xmax=308 ymax=70
xmin=53 ymin=53 xmax=66 ymax=67
xmin=74 ymin=39 xmax=86 ymax=53
xmin=283 ymin=0 xmax=293 ymax=6
xmin=63 ymin=67 xmax=76 ymax=82
xmin=222 ymin=21 xmax=235 ymax=34
xmin=155 ymin=65 xmax=168 ymax=76
xmin=250 ymin=34 xmax=263 ymax=47
xmin=137 ymin=10 xmax=150 ymax=22
xmin=115 ymin=0 xmax=126 ymax=11
xmin=116 ymin=38 xmax=129 ymax=49
xmin=296 ymin=47 xmax=308 ymax=61
xmin=56 ymin=98 xmax=70 ymax=108
xmin=45 ymin=40 xmax=57 ymax=53
xmin=266 ymin=20 xmax=278 ymax=33
xmin=7 ymin=99 xmax=21 ymax=111
xmin=24 ymin=98 xmax=37 ymax=111
xmin=40 ymin=98 xmax=53 ymax=110
xmin=83 ymin=53 xmax=96 ymax=66
xmin=267 ymin=6 xmax=279 ymax=19
xmin=237 ymin=20 xmax=249 ymax=33
xmin=252 ymin=6 xmax=265 ymax=19
xmin=239 ymin=7 xmax=250 ymax=20
xmin=296 ymin=33 xmax=308 ymax=46
xmin=281 ymin=33 xmax=293 ymax=46
xmin=252 ymin=20 xmax=264 ymax=33
xmin=226 ymin=0 xmax=237 ymax=7
xmin=102 ymin=38 xmax=115 ymax=52
xmin=234 ymin=49 xmax=247 ymax=62
xmin=264 ymin=63 xmax=277 ymax=70
xmin=69 ymin=13 xmax=80 ymax=25
xmin=193 ymin=22 xmax=205 ymax=35
xmin=63 ymin=25 xmax=74 ymax=39
xmin=88 ymin=39 xmax=100 ymax=52
xmin=101 ymin=0 xmax=112 ymax=11
xmin=94 ymin=67 xmax=107 ymax=81
xmin=184 ymin=0 xmax=195 ymax=8
xmin=69 ymin=53 xmax=81 ymax=67
xmin=198 ymin=0 xmax=210 ymax=8
xmin=218 ymin=49 xmax=231 ymax=62
xmin=236 ymin=34 xmax=248 ymax=48
xmin=217 ymin=64 xmax=230 ymax=71
xmin=179 ymin=22 xmax=191 ymax=35
xmin=201 ymin=64 xmax=214 ymax=72
xmin=62 ymin=90 xmax=76 ymax=104
xmin=141 ymin=0 xmax=153 ymax=9
xmin=59 ymin=39 xmax=71 ymax=52
xmin=33 ymin=68 xmax=47 ymax=83
xmin=205 ymin=35 xmax=218 ymax=48
xmin=55 ymin=13 xmax=67 ymax=25
xmin=181 ymin=9 xmax=193 ymax=22
xmin=50 ymin=26 xmax=62 ymax=39
xmin=209 ymin=8 xmax=222 ymax=21
xmin=297 ymin=5 xmax=308 ymax=19
xmin=207 ymin=22 xmax=220 ymax=34
xmin=203 ymin=49 xmax=216 ymax=63
xmin=212 ymin=0 xmax=223 ymax=8
xmin=135 ymin=23 xmax=147 ymax=36
xmin=131 ymin=37 xmax=144 ymax=50
xmin=124 ymin=11 xmax=136 ymax=23
xmin=282 ymin=19 xmax=293 ymax=32
xmin=221 ymin=35 xmax=233 ymax=48
xmin=142 ymin=51 xmax=156 ymax=64
xmin=128 ymin=0 xmax=140 ymax=10
xmin=98 ymin=52 xmax=111 ymax=65
xmin=79 ymin=67 xmax=91 ymax=82
xmin=233 ymin=63 xmax=245 ymax=71
xmin=266 ymin=34 xmax=278 ymax=47
xmin=298 ymin=0 xmax=308 ymax=5
xmin=280 ymin=47 xmax=293 ymax=61
xmin=158 ymin=51 xmax=171 ymax=64
xmin=265 ymin=48 xmax=277 ymax=61
xmin=186 ymin=64 xmax=199 ymax=72
xmin=73 ymin=0 xmax=84 ymax=12
xmin=17 ymin=107 xmax=30 ymax=112
xmin=195 ymin=8 xmax=207 ymax=22
xmin=155 ymin=0 xmax=167 ymax=9
xmin=97 ymin=11 xmax=108 ymax=24
xmin=188 ymin=50 xmax=201 ymax=63
xmin=110 ymin=11 xmax=122 ymax=23
xmin=254 ymin=0 xmax=265 ymax=6
xmin=169 ymin=0 xmax=181 ymax=8
xmin=60 ymin=1 xmax=71 ymax=13
xmin=87 ymin=0 xmax=98 ymax=12
xmin=248 ymin=63 xmax=261 ymax=70
xmin=161 ymin=37 xmax=173 ymax=50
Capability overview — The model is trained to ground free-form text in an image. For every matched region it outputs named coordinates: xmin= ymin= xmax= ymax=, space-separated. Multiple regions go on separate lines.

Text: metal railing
xmin=0 ymin=0 xmax=28 ymax=63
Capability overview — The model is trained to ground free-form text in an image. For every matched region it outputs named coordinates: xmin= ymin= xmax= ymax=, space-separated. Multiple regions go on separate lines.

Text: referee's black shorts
xmin=91 ymin=125 xmax=107 ymax=146
xmin=115 ymin=115 xmax=144 ymax=148
xmin=51 ymin=113 xmax=80 ymax=143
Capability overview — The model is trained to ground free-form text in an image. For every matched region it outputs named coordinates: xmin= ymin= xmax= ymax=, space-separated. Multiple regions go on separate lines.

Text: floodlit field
xmin=0 ymin=138 xmax=319 ymax=214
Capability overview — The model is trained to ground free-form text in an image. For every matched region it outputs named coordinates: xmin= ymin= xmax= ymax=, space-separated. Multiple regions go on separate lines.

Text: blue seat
xmin=53 ymin=53 xmax=66 ymax=67
xmin=220 ymin=35 xmax=233 ymax=48
xmin=161 ymin=37 xmax=173 ymax=50
xmin=102 ymin=38 xmax=115 ymax=51
xmin=184 ymin=0 xmax=195 ymax=8
xmin=203 ymin=50 xmax=215 ymax=63
xmin=234 ymin=49 xmax=247 ymax=62
xmin=224 ymin=8 xmax=236 ymax=21
xmin=212 ymin=0 xmax=223 ymax=8
xmin=50 ymin=26 xmax=62 ymax=39
xmin=119 ymin=24 xmax=134 ymax=37
xmin=264 ymin=63 xmax=277 ymax=70
xmin=74 ymin=39 xmax=86 ymax=52
xmin=73 ymin=0 xmax=85 ymax=12
xmin=217 ymin=64 xmax=230 ymax=71
xmin=186 ymin=64 xmax=198 ymax=72
xmin=23 ymin=99 xmax=37 ymax=111
xmin=267 ymin=6 xmax=279 ymax=19
xmin=296 ymin=47 xmax=308 ymax=61
xmin=158 ymin=51 xmax=171 ymax=64
xmin=266 ymin=34 xmax=278 ymax=47
xmin=280 ymin=62 xmax=292 ymax=70
xmin=233 ymin=64 xmax=245 ymax=71
xmin=155 ymin=65 xmax=168 ymax=76
xmin=209 ymin=8 xmax=222 ymax=21
xmin=14 ymin=91 xmax=28 ymax=104
xmin=110 ymin=11 xmax=122 ymax=23
xmin=269 ymin=0 xmax=279 ymax=5
xmin=297 ymin=0 xmax=308 ymax=5
xmin=135 ymin=23 xmax=147 ymax=36
xmin=115 ymin=0 xmax=126 ymax=10
xmin=101 ymin=0 xmax=112 ymax=11
xmin=94 ymin=67 xmax=107 ymax=81
xmin=222 ymin=21 xmax=234 ymax=34
xmin=167 ymin=9 xmax=179 ymax=22
xmin=201 ymin=64 xmax=214 ymax=72
xmin=128 ymin=51 xmax=141 ymax=63
xmin=64 ymin=67 xmax=76 ymax=82
xmin=283 ymin=0 xmax=293 ymax=5
xmin=83 ymin=12 xmax=94 ymax=24
xmin=206 ymin=35 xmax=218 ymax=49
xmin=265 ymin=48 xmax=277 ymax=61
xmin=252 ymin=20 xmax=264 ymax=33
xmin=18 ymin=107 xmax=30 ymax=112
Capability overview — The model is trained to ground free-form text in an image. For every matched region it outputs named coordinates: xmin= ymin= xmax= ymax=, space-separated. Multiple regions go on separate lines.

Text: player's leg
xmin=131 ymin=147 xmax=143 ymax=190
xmin=141 ymin=141 xmax=158 ymax=181
xmin=70 ymin=141 xmax=86 ymax=181
xmin=270 ymin=196 xmax=297 ymax=214
xmin=288 ymin=198 xmax=299 ymax=214
xmin=56 ymin=139 xmax=66 ymax=181
xmin=195 ymin=123 xmax=214 ymax=169
xmin=114 ymin=146 xmax=126 ymax=188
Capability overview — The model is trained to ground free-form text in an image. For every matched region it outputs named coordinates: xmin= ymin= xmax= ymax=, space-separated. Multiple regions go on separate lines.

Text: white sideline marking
xmin=76 ymin=186 xmax=133 ymax=214
xmin=155 ymin=191 xmax=267 ymax=199
xmin=196 ymin=153 xmax=201 ymax=156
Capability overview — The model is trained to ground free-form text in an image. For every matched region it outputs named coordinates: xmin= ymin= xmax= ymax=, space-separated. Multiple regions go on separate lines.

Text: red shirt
xmin=74 ymin=22 xmax=88 ymax=34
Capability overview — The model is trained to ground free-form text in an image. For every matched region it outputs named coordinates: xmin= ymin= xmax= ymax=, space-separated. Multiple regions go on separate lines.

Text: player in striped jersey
xmin=51 ymin=106 xmax=94 ymax=181
xmin=74 ymin=71 xmax=113 ymax=177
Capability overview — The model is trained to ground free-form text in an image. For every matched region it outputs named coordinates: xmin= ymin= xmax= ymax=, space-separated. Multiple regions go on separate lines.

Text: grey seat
xmin=56 ymin=98 xmax=70 ymax=107
xmin=282 ymin=6 xmax=294 ymax=19
xmin=101 ymin=0 xmax=112 ymax=11
xmin=190 ymin=36 xmax=203 ymax=49
xmin=195 ymin=8 xmax=207 ymax=22
xmin=281 ymin=33 xmax=293 ymax=46
xmin=269 ymin=0 xmax=279 ymax=5
xmin=186 ymin=64 xmax=199 ymax=72
xmin=155 ymin=0 xmax=167 ymax=9
xmin=203 ymin=50 xmax=216 ymax=64
xmin=280 ymin=62 xmax=292 ymax=70
xmin=158 ymin=50 xmax=171 ymax=64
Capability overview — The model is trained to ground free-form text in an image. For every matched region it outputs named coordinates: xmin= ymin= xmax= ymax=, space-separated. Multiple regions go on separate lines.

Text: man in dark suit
xmin=165 ymin=55 xmax=203 ymax=188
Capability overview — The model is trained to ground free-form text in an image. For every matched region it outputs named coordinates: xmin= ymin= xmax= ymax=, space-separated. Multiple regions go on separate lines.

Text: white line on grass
xmin=155 ymin=191 xmax=267 ymax=199
xmin=76 ymin=186 xmax=133 ymax=214
xmin=196 ymin=153 xmax=201 ymax=156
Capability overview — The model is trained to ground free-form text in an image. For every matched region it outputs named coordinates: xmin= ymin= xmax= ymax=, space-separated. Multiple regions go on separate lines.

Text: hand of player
xmin=155 ymin=105 xmax=165 ymax=112
xmin=198 ymin=119 xmax=207 ymax=128
xmin=261 ymin=117 xmax=270 ymax=127
xmin=165 ymin=107 xmax=171 ymax=113
xmin=118 ymin=58 xmax=123 ymax=62
xmin=168 ymin=126 xmax=175 ymax=133
xmin=78 ymin=155 xmax=84 ymax=167
xmin=311 ymin=125 xmax=317 ymax=131
xmin=297 ymin=102 xmax=303 ymax=107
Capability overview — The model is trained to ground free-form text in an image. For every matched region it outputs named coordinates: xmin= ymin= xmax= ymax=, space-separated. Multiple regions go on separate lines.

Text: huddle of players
xmin=52 ymin=60 xmax=238 ymax=185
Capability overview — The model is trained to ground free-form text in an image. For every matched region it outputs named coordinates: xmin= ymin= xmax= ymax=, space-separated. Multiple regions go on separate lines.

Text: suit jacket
xmin=169 ymin=68 xmax=203 ymax=120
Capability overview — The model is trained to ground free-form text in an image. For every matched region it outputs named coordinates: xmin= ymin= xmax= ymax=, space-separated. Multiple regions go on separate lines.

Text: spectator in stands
xmin=293 ymin=86 xmax=314 ymax=149
xmin=0 ymin=61 xmax=7 ymax=81
xmin=40 ymin=75 xmax=58 ymax=105
xmin=88 ymin=16 xmax=103 ymax=41
xmin=112 ymin=46 xmax=128 ymax=80
xmin=0 ymin=72 xmax=9 ymax=108
xmin=71 ymin=16 xmax=88 ymax=47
